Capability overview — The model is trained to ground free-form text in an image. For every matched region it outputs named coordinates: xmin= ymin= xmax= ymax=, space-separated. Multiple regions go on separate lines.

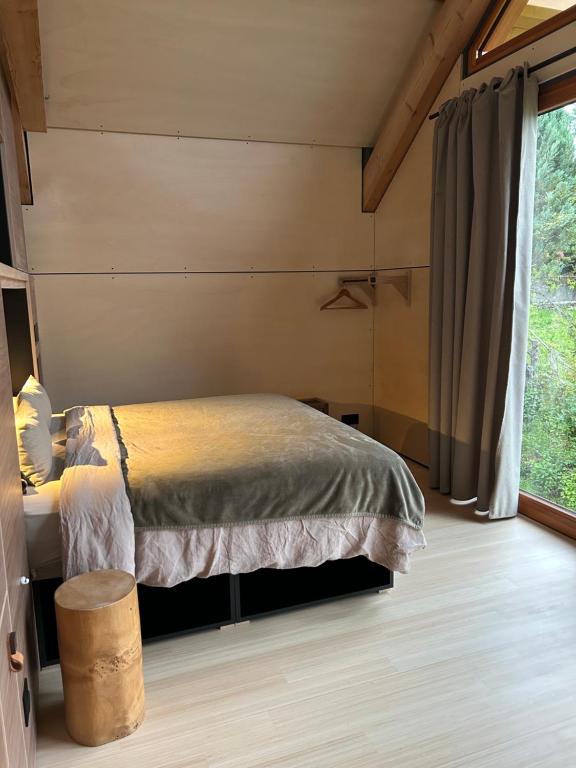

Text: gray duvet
xmin=112 ymin=394 xmax=425 ymax=532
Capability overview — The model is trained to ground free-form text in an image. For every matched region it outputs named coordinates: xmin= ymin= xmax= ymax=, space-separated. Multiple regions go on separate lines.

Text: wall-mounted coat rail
xmin=339 ymin=273 xmax=377 ymax=304
xmin=320 ymin=270 xmax=412 ymax=310
xmin=380 ymin=271 xmax=411 ymax=304
xmin=340 ymin=270 xmax=411 ymax=305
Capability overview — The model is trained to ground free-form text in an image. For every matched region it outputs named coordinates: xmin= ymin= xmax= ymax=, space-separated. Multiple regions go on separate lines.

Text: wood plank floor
xmin=36 ymin=465 xmax=576 ymax=767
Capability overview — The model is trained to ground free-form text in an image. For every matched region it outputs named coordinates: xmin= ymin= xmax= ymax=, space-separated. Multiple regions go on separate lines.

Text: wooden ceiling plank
xmin=0 ymin=0 xmax=45 ymax=132
xmin=362 ymin=0 xmax=495 ymax=213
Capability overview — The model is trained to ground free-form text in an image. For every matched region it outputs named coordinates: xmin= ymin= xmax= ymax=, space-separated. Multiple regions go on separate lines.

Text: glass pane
xmin=483 ymin=0 xmax=576 ymax=53
xmin=521 ymin=103 xmax=576 ymax=512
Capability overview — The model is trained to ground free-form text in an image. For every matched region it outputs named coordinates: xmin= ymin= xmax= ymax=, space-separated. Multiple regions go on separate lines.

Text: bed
xmin=22 ymin=392 xmax=426 ymax=665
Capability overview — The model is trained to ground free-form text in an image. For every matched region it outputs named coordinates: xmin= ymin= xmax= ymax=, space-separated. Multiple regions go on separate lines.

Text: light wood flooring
xmin=36 ymin=465 xmax=576 ymax=767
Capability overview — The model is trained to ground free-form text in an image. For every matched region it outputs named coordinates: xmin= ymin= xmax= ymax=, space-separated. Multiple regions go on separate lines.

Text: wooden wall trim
xmin=0 ymin=262 xmax=27 ymax=286
xmin=0 ymin=0 xmax=45 ymax=132
xmin=519 ymin=492 xmax=576 ymax=541
xmin=9 ymin=97 xmax=32 ymax=204
xmin=362 ymin=0 xmax=494 ymax=213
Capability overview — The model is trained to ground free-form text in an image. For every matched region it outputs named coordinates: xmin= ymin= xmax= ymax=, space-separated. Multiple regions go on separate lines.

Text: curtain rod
xmin=428 ymin=45 xmax=576 ymax=121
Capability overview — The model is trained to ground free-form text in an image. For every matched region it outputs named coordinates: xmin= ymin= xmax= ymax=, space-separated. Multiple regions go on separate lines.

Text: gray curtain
xmin=429 ymin=65 xmax=538 ymax=519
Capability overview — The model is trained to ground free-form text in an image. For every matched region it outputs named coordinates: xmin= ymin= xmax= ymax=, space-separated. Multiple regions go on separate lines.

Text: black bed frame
xmin=33 ymin=557 xmax=393 ymax=667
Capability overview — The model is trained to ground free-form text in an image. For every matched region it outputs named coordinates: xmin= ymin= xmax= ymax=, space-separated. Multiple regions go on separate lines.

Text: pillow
xmin=15 ymin=398 xmax=53 ymax=486
xmin=17 ymin=375 xmax=52 ymax=429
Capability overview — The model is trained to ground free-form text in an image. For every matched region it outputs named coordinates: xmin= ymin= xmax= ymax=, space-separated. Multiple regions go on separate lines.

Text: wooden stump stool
xmin=54 ymin=569 xmax=145 ymax=747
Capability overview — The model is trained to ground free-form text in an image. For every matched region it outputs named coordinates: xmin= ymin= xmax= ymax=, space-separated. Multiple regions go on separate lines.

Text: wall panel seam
xmin=43 ymin=123 xmax=364 ymax=151
xmin=29 ymin=266 xmax=430 ymax=277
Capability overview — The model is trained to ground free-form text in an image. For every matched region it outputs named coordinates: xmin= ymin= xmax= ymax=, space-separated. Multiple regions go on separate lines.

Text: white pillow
xmin=17 ymin=375 xmax=52 ymax=429
xmin=15 ymin=399 xmax=53 ymax=486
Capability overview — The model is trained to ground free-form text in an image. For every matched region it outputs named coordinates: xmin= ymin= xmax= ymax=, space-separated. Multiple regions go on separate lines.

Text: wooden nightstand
xmin=299 ymin=397 xmax=329 ymax=414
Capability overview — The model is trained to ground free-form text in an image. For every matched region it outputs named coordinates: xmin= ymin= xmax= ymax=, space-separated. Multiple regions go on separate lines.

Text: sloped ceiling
xmin=38 ymin=0 xmax=440 ymax=147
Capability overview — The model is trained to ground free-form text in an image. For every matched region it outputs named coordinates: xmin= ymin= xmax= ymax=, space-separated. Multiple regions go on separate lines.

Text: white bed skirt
xmin=26 ymin=495 xmax=426 ymax=586
xmin=135 ymin=517 xmax=426 ymax=587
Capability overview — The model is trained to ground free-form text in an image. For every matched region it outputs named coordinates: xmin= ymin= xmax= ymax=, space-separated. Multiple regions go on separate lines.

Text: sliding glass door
xmin=521 ymin=98 xmax=576 ymax=523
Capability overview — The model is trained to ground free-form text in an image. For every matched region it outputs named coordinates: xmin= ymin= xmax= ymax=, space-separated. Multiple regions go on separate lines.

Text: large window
xmin=520 ymin=75 xmax=576 ymax=537
xmin=467 ymin=0 xmax=576 ymax=75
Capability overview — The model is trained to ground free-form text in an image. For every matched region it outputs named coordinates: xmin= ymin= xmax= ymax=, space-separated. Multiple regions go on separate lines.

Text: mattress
xmin=23 ymin=416 xmax=66 ymax=579
xmin=23 ymin=480 xmax=62 ymax=579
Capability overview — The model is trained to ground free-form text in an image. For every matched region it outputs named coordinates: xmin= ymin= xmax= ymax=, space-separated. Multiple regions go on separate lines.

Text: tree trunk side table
xmin=54 ymin=569 xmax=145 ymax=747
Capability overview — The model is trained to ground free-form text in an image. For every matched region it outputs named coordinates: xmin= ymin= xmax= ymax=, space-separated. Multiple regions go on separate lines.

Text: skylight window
xmin=468 ymin=0 xmax=576 ymax=74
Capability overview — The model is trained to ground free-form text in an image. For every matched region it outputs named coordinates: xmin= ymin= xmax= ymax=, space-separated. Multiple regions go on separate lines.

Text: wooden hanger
xmin=320 ymin=287 xmax=367 ymax=311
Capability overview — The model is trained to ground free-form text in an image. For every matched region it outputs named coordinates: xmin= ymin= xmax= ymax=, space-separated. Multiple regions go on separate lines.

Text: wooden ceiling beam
xmin=362 ymin=0 xmax=494 ymax=213
xmin=0 ymin=0 xmax=45 ymax=132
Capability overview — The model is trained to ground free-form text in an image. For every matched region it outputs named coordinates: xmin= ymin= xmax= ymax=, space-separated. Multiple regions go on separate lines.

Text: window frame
xmin=466 ymin=0 xmax=576 ymax=76
xmin=518 ymin=68 xmax=576 ymax=541
xmin=538 ymin=68 xmax=576 ymax=112
xmin=519 ymin=492 xmax=576 ymax=540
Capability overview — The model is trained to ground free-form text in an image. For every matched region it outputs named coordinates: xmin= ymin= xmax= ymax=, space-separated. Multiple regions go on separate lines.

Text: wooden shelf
xmin=0 ymin=262 xmax=27 ymax=288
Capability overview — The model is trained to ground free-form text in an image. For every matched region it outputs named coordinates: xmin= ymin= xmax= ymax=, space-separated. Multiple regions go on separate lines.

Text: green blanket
xmin=112 ymin=394 xmax=424 ymax=531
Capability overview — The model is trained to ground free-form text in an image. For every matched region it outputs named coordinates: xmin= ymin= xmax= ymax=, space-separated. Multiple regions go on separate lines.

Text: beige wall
xmin=372 ymin=65 xmax=461 ymax=464
xmin=24 ymin=130 xmax=375 ymax=429
xmin=33 ymin=272 xmax=374 ymax=426
xmin=25 ymin=130 xmax=373 ymax=274
xmin=38 ymin=0 xmax=439 ymax=148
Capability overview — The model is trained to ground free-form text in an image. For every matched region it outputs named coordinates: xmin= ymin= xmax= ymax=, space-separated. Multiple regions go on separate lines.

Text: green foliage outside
xmin=521 ymin=105 xmax=576 ymax=510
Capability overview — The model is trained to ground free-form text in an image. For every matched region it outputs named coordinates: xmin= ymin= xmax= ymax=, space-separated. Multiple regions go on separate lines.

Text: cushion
xmin=15 ymin=398 xmax=53 ymax=486
xmin=17 ymin=375 xmax=52 ymax=429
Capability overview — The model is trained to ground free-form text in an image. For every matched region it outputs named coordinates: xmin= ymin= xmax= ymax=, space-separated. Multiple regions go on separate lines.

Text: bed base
xmin=33 ymin=556 xmax=393 ymax=667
